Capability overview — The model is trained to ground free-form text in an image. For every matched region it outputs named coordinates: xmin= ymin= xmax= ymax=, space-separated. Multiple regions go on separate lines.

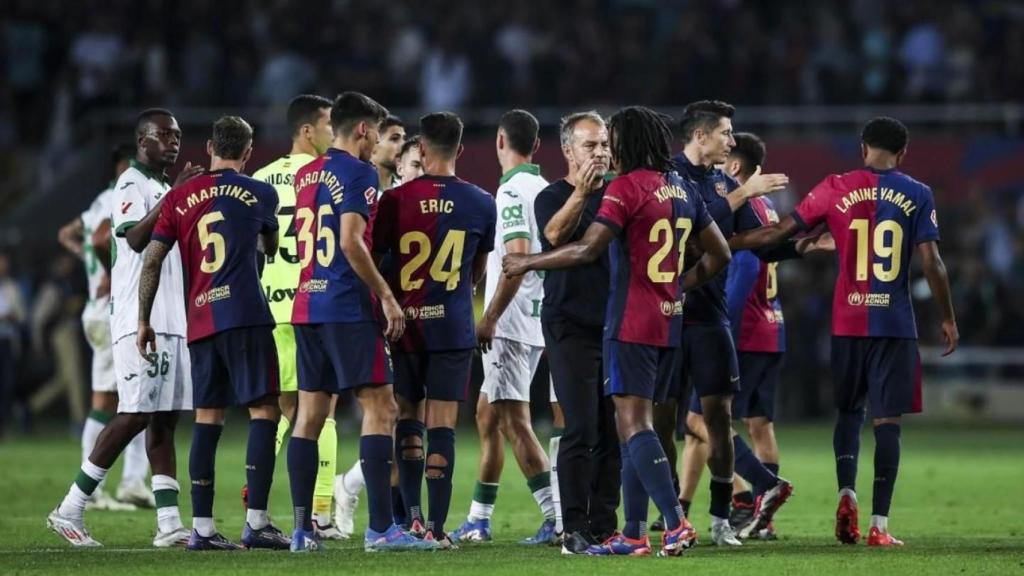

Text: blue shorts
xmin=731 ymin=352 xmax=784 ymax=421
xmin=678 ymin=323 xmax=741 ymax=414
xmin=604 ymin=340 xmax=677 ymax=403
xmin=831 ymin=336 xmax=922 ymax=418
xmin=189 ymin=326 xmax=279 ymax=409
xmin=394 ymin=349 xmax=474 ymax=402
xmin=295 ymin=322 xmax=394 ymax=393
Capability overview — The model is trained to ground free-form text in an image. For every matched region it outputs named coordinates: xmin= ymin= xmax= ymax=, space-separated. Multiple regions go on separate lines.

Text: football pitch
xmin=1 ymin=422 xmax=1021 ymax=575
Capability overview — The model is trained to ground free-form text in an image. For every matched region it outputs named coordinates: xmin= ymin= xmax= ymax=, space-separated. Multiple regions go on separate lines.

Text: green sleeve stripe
xmin=502 ymin=231 xmax=531 ymax=243
xmin=114 ymin=220 xmax=139 ymax=237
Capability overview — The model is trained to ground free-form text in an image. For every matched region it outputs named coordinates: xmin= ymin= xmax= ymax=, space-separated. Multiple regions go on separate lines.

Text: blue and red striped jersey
xmin=726 ymin=196 xmax=785 ymax=353
xmin=793 ymin=168 xmax=940 ymax=338
xmin=596 ymin=169 xmax=713 ymax=347
xmin=152 ymin=169 xmax=278 ymax=343
xmin=373 ymin=175 xmax=496 ymax=352
xmin=291 ymin=149 xmax=380 ymax=325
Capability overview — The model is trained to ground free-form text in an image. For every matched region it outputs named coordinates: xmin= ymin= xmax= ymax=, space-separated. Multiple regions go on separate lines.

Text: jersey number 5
xmin=198 ymin=211 xmax=226 ymax=273
xmin=400 ymin=230 xmax=466 ymax=291
xmin=849 ymin=219 xmax=903 ymax=282
xmin=647 ymin=217 xmax=693 ymax=283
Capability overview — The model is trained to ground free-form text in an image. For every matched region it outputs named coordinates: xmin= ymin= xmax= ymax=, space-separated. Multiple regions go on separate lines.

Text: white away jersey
xmin=81 ymin=186 xmax=113 ymax=303
xmin=484 ymin=164 xmax=547 ymax=346
xmin=109 ymin=161 xmax=186 ymax=341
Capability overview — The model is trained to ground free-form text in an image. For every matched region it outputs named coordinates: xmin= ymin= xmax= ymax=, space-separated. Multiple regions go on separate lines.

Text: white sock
xmin=313 ymin=512 xmax=332 ymax=527
xmin=81 ymin=416 xmax=105 ymax=471
xmin=152 ymin=475 xmax=183 ymax=532
xmin=712 ymin=515 xmax=730 ymax=529
xmin=343 ymin=461 xmax=364 ymax=494
xmin=193 ymin=517 xmax=216 ymax=537
xmin=870 ymin=515 xmax=888 ymax=531
xmin=247 ymin=509 xmax=269 ymax=530
xmin=468 ymin=500 xmax=495 ymax=521
xmin=532 ymin=486 xmax=556 ymax=520
xmin=839 ymin=488 xmax=858 ymax=504
xmin=121 ymin=430 xmax=149 ymax=486
xmin=549 ymin=436 xmax=562 ymax=533
xmin=59 ymin=460 xmax=109 ymax=518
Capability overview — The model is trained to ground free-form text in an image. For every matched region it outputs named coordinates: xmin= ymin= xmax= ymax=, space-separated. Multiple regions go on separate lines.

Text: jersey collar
xmin=673 ymin=152 xmax=712 ymax=180
xmin=129 ymin=158 xmax=168 ymax=183
xmin=499 ymin=163 xmax=541 ymax=186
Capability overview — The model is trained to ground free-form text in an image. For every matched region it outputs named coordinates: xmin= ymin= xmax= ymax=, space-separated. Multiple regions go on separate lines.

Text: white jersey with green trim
xmin=81 ymin=186 xmax=113 ymax=303
xmin=109 ymin=161 xmax=186 ymax=342
xmin=484 ymin=164 xmax=547 ymax=346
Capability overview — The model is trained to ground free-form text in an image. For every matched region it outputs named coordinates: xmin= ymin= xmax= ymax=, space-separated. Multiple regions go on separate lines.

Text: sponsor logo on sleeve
xmin=715 ymin=181 xmax=728 ymax=197
xmin=121 ymin=202 xmax=133 ymax=214
xmin=364 ymin=187 xmax=378 ymax=204
xmin=931 ymin=209 xmax=938 ymax=228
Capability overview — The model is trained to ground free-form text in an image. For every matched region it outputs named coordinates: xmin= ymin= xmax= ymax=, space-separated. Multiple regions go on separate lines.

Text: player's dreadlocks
xmin=608 ymin=106 xmax=675 ymax=175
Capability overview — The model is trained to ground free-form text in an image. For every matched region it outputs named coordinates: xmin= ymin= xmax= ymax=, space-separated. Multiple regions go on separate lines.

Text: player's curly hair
xmin=607 ymin=106 xmax=675 ymax=175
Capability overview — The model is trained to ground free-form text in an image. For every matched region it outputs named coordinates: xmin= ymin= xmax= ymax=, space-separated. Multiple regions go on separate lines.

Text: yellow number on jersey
xmin=399 ymin=229 xmax=467 ymax=291
xmin=295 ymin=205 xmax=337 ymax=268
xmin=849 ymin=218 xmax=904 ymax=282
xmin=647 ymin=218 xmax=693 ymax=283
xmin=198 ymin=211 xmax=226 ymax=273
xmin=766 ymin=262 xmax=778 ymax=299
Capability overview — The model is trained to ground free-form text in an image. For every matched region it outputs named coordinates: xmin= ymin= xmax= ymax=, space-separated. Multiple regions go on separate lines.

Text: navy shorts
xmin=604 ymin=340 xmax=677 ymax=403
xmin=832 ymin=336 xmax=922 ymax=418
xmin=678 ymin=323 xmax=741 ymax=415
xmin=295 ymin=322 xmax=394 ymax=393
xmin=189 ymin=326 xmax=279 ymax=409
xmin=731 ymin=352 xmax=784 ymax=421
xmin=394 ymin=349 xmax=474 ymax=402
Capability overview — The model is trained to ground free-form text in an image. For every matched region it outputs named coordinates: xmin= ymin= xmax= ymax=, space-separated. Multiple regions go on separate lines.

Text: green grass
xmin=1 ymin=423 xmax=1022 ymax=575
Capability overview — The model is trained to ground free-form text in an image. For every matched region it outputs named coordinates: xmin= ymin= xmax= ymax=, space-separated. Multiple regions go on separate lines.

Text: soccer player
xmin=534 ymin=111 xmax=619 ymax=554
xmin=670 ymin=101 xmax=795 ymax=545
xmin=395 ymin=137 xmax=424 ymax=182
xmin=374 ymin=111 xmax=497 ymax=549
xmin=56 ymin=143 xmax=150 ymax=511
xmin=251 ymin=94 xmax=345 ymax=540
xmin=371 ymin=115 xmax=407 ymax=191
xmin=139 ymin=116 xmax=289 ymax=550
xmin=503 ymin=105 xmax=732 ymax=557
xmin=48 ymin=108 xmax=201 ymax=548
xmin=728 ymin=116 xmax=959 ymax=547
xmin=288 ymin=92 xmax=428 ymax=553
xmin=449 ymin=110 xmax=556 ymax=545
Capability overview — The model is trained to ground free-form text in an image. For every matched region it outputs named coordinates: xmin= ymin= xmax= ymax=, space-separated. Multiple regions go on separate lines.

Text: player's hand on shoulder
xmin=743 ymin=166 xmax=789 ymax=199
xmin=381 ymin=296 xmax=405 ymax=342
xmin=941 ymin=319 xmax=959 ymax=357
xmin=502 ymin=253 xmax=529 ymax=278
xmin=476 ymin=317 xmax=496 ymax=354
xmin=173 ymin=162 xmax=204 ymax=187
xmin=136 ymin=323 xmax=156 ymax=358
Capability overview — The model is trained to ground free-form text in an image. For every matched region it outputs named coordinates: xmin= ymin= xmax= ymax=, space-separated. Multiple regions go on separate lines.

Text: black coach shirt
xmin=534 ymin=179 xmax=609 ymax=328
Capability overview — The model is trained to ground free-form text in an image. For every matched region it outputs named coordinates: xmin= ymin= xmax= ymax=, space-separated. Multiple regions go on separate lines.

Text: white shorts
xmin=82 ymin=298 xmax=116 ymax=392
xmin=112 ymin=333 xmax=193 ymax=413
xmin=481 ymin=337 xmax=543 ymax=403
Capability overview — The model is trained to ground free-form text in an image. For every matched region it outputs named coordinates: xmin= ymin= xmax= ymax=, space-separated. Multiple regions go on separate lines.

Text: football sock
xmin=765 ymin=462 xmax=780 ymax=477
xmin=626 ymin=430 xmax=682 ymax=532
xmin=360 ymin=434 xmax=394 ymax=534
xmin=396 ymin=419 xmax=425 ymax=523
xmin=620 ymin=443 xmax=649 ymax=540
xmin=468 ymin=481 xmax=499 ymax=521
xmin=245 ymin=419 xmax=276 ymax=527
xmin=527 ymin=472 xmax=556 ymax=520
xmin=392 ymin=485 xmax=406 ymax=526
xmin=122 ymin=430 xmax=149 ymax=486
xmin=733 ymin=434 xmax=778 ymax=494
xmin=193 ymin=516 xmax=216 ymax=538
xmin=313 ymin=418 xmax=338 ymax=518
xmin=287 ymin=436 xmax=318 ymax=532
xmin=734 ymin=490 xmax=755 ymax=505
xmin=425 ymin=427 xmax=455 ymax=538
xmin=81 ymin=409 xmax=110 ymax=474
xmin=549 ymin=430 xmax=563 ymax=533
xmin=679 ymin=498 xmax=692 ymax=518
xmin=274 ymin=414 xmax=290 ymax=456
xmin=709 ymin=476 xmax=733 ymax=520
xmin=189 ymin=423 xmax=222 ymax=531
xmin=152 ymin=474 xmax=184 ymax=533
xmin=59 ymin=459 xmax=108 ymax=519
xmin=870 ymin=514 xmax=888 ymax=531
xmin=344 ymin=460 xmax=365 ymax=494
xmin=872 ymin=423 xmax=901 ymax=517
xmin=834 ymin=410 xmax=865 ymax=491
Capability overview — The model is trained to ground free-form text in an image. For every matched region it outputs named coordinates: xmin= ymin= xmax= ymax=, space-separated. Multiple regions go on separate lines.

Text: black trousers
xmin=544 ymin=317 xmax=620 ymax=537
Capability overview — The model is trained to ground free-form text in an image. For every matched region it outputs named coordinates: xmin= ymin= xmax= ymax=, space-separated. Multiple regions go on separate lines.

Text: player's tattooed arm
xmin=340 ymin=212 xmax=405 ymax=342
xmin=682 ymin=221 xmax=731 ymax=292
xmin=917 ymin=241 xmax=959 ymax=356
xmin=504 ymin=221 xmax=614 ymax=277
xmin=57 ymin=217 xmax=84 ymax=258
xmin=136 ymin=240 xmax=171 ymax=357
xmin=729 ymin=215 xmax=802 ymax=251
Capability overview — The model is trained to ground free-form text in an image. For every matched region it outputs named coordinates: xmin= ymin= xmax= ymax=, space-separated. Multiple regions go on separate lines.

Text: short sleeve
xmin=913 ymin=185 xmax=940 ymax=244
xmin=111 ymin=179 xmax=150 ymax=237
xmin=260 ymin=183 xmax=280 ymax=233
xmin=793 ymin=175 xmax=836 ymax=231
xmin=339 ymin=164 xmax=378 ymax=220
xmin=595 ymin=178 xmax=636 ymax=233
xmin=533 ymin=188 xmax=559 ymax=252
xmin=151 ymin=191 xmax=178 ymax=246
xmin=371 ymin=189 xmax=397 ymax=252
xmin=479 ymin=194 xmax=497 ymax=254
xmin=496 ymin=186 xmax=530 ymax=244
